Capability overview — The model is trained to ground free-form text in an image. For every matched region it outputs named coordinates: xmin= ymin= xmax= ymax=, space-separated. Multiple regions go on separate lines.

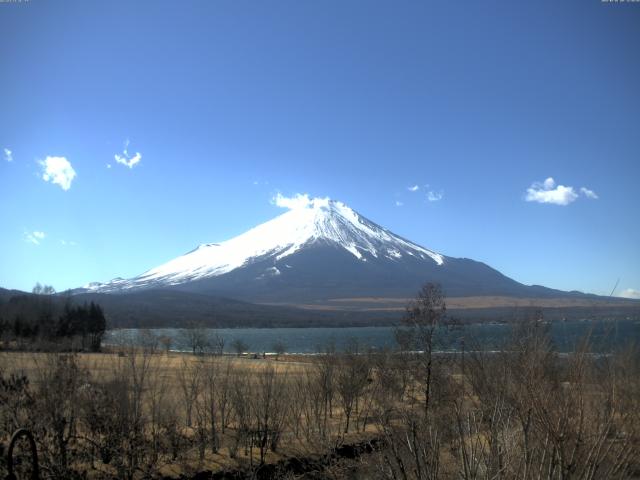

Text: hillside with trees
xmin=0 ymin=284 xmax=106 ymax=351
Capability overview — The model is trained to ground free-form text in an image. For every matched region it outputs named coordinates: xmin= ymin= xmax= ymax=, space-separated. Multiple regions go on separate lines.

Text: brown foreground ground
xmin=1 ymin=349 xmax=379 ymax=479
xmin=2 ymin=322 xmax=640 ymax=479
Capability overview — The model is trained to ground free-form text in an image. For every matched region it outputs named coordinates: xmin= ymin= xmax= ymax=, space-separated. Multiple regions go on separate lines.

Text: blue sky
xmin=1 ymin=0 xmax=639 ymax=297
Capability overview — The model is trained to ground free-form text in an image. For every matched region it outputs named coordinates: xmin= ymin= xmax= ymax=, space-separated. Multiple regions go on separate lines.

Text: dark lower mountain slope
xmin=2 ymin=287 xmax=638 ymax=329
xmin=72 ymin=289 xmax=398 ymax=328
xmin=170 ymin=240 xmax=582 ymax=303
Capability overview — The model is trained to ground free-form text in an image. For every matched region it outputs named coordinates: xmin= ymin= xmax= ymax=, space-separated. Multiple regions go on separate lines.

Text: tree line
xmin=0 ymin=284 xmax=106 ymax=351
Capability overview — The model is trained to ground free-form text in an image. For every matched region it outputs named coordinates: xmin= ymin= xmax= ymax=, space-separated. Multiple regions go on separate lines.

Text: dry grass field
xmin=268 ymin=295 xmax=640 ymax=312
xmin=1 ymin=348 xmax=379 ymax=479
xmin=2 ymin=319 xmax=639 ymax=479
xmin=0 ymin=350 xmax=314 ymax=382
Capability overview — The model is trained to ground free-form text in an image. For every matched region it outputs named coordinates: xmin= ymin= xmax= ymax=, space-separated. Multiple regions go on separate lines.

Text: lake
xmin=104 ymin=319 xmax=640 ymax=354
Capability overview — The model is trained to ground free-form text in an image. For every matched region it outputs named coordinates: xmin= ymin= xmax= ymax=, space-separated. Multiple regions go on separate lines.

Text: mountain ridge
xmin=82 ymin=198 xmax=446 ymax=294
xmin=75 ymin=197 xmax=619 ymax=306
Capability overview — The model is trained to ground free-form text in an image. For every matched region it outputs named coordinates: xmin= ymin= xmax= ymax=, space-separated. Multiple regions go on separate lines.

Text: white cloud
xmin=106 ymin=164 xmax=112 ymax=169
xmin=407 ymin=185 xmax=419 ymax=192
xmin=25 ymin=231 xmax=46 ymax=245
xmin=272 ymin=193 xmax=312 ymax=209
xmin=115 ymin=152 xmax=142 ymax=169
xmin=543 ymin=177 xmax=555 ymax=190
xmin=60 ymin=239 xmax=78 ymax=246
xmin=4 ymin=148 xmax=12 ymax=162
xmin=427 ymin=190 xmax=443 ymax=202
xmin=114 ymin=140 xmax=142 ymax=169
xmin=271 ymin=193 xmax=330 ymax=210
xmin=580 ymin=187 xmax=599 ymax=199
xmin=618 ymin=288 xmax=640 ymax=300
xmin=525 ymin=177 xmax=578 ymax=206
xmin=395 ymin=200 xmax=404 ymax=207
xmin=40 ymin=156 xmax=76 ymax=191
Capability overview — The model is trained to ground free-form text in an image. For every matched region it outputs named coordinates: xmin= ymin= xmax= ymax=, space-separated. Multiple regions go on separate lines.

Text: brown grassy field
xmin=2 ymin=320 xmax=639 ymax=479
xmin=0 ymin=350 xmax=313 ymax=380
xmin=0 ymin=348 xmax=377 ymax=479
xmin=267 ymin=295 xmax=640 ymax=311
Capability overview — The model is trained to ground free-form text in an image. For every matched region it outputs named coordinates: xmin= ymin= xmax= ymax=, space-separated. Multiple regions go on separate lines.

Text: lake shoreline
xmin=104 ymin=319 xmax=640 ymax=354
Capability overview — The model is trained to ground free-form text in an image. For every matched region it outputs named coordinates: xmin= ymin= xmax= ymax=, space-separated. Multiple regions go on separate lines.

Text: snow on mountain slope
xmin=86 ymin=197 xmax=444 ymax=292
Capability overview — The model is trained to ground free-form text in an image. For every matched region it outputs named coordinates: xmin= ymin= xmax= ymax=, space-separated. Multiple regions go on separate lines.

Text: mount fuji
xmin=80 ymin=197 xmax=573 ymax=303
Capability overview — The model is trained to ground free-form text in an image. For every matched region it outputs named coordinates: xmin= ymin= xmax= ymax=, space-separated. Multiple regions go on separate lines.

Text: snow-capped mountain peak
xmin=85 ymin=197 xmax=444 ymax=292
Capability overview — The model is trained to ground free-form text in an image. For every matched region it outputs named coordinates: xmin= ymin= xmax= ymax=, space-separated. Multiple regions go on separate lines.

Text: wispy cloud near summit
xmin=271 ymin=193 xmax=331 ymax=210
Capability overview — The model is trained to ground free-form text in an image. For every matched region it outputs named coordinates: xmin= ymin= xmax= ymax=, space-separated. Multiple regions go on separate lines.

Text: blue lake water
xmin=104 ymin=319 xmax=640 ymax=354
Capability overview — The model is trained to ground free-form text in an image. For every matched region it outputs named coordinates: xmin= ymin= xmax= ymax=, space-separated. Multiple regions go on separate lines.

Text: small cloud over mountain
xmin=272 ymin=192 xmax=312 ymax=209
xmin=271 ymin=193 xmax=331 ymax=210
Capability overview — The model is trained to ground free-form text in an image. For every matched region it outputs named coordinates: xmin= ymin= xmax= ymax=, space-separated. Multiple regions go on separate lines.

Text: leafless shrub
xmin=31 ymin=354 xmax=88 ymax=478
xmin=179 ymin=325 xmax=210 ymax=355
xmin=335 ymin=340 xmax=371 ymax=434
xmin=177 ymin=356 xmax=202 ymax=428
xmin=250 ymin=365 xmax=289 ymax=463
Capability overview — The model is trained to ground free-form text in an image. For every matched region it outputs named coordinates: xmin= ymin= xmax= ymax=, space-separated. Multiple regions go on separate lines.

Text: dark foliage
xmin=0 ymin=287 xmax=106 ymax=351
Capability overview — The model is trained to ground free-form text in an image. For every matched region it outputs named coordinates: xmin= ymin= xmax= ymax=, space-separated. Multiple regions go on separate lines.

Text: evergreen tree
xmin=88 ymin=302 xmax=106 ymax=352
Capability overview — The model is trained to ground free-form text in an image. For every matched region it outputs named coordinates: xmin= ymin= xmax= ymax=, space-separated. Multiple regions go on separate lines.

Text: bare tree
xmin=31 ymin=283 xmax=55 ymax=295
xmin=400 ymin=282 xmax=446 ymax=416
xmin=179 ymin=324 xmax=210 ymax=355
xmin=31 ymin=354 xmax=86 ymax=478
xmin=177 ymin=358 xmax=202 ymax=428
xmin=335 ymin=340 xmax=371 ymax=433
xmin=137 ymin=329 xmax=159 ymax=353
xmin=271 ymin=341 xmax=287 ymax=361
xmin=231 ymin=338 xmax=248 ymax=356
xmin=158 ymin=335 xmax=172 ymax=354
xmin=215 ymin=358 xmax=234 ymax=434
xmin=210 ymin=333 xmax=225 ymax=356
xmin=199 ymin=357 xmax=221 ymax=453
xmin=250 ymin=365 xmax=289 ymax=464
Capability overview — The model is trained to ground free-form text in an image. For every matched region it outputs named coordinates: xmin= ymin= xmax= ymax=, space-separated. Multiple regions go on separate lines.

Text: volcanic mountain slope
xmin=81 ymin=197 xmax=586 ymax=303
